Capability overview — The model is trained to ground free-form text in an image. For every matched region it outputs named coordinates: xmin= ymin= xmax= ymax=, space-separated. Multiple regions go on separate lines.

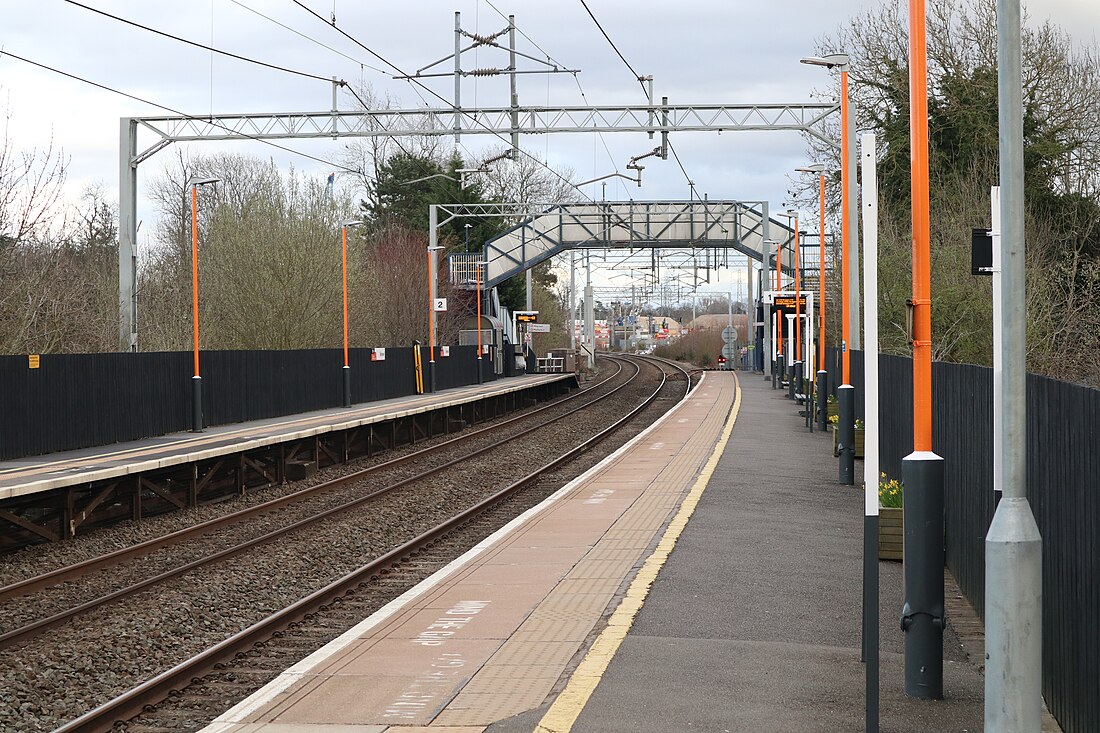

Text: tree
xmin=807 ymin=0 xmax=1100 ymax=383
xmin=139 ymin=153 xmax=357 ymax=351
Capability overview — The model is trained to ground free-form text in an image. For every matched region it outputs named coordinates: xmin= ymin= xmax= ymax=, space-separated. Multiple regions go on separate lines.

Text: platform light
xmin=186 ymin=175 xmax=219 ymax=433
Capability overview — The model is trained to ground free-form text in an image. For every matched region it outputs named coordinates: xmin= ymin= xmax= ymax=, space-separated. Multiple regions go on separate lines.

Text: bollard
xmin=900 ymin=452 xmax=945 ymax=699
xmin=191 ymin=375 xmax=203 ymax=433
xmin=838 ymin=384 xmax=854 ymax=485
xmin=774 ymin=354 xmax=784 ymax=390
xmin=793 ymin=361 xmax=803 ymax=402
xmin=816 ymin=370 xmax=829 ymax=431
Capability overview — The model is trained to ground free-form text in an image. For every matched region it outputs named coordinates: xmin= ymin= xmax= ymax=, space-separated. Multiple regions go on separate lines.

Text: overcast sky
xmin=3 ymin=0 xmax=1098 ymax=297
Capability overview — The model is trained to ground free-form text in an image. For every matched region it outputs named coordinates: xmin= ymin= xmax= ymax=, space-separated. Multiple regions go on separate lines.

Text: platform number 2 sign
xmin=433 ymin=298 xmax=448 ymax=312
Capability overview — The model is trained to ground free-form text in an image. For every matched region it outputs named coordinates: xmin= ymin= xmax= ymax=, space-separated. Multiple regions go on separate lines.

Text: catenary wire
xmin=227 ymin=0 xmax=388 ymax=74
xmin=61 ymin=0 xmax=340 ymax=85
xmin=575 ymin=0 xmax=696 ymax=194
xmin=0 ymin=49 xmax=362 ymax=176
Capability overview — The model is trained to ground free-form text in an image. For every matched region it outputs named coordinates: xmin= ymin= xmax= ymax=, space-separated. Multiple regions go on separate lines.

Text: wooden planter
xmin=831 ymin=426 xmax=866 ymax=458
xmin=879 ymin=506 xmax=903 ymax=561
xmin=827 ymin=401 xmax=838 ymax=419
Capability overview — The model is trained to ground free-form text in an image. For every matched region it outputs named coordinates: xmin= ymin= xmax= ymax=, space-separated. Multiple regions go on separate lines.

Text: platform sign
xmin=772 ymin=294 xmax=808 ymax=311
xmin=440 ymin=345 xmax=450 ymax=357
xmin=514 ymin=311 xmax=539 ymax=323
xmin=28 ymin=354 xmax=40 ymax=369
xmin=371 ymin=347 xmax=386 ymax=361
xmin=528 ymin=323 xmax=550 ymax=333
xmin=433 ymin=297 xmax=448 ymax=312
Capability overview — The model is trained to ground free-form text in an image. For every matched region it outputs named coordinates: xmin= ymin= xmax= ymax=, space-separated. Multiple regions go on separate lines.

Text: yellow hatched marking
xmin=534 ymin=375 xmax=741 ymax=733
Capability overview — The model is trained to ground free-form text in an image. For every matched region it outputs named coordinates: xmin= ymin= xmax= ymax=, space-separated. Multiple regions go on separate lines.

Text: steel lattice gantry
xmin=440 ymin=200 xmax=795 ymax=290
xmin=117 ymin=101 xmax=836 ymax=350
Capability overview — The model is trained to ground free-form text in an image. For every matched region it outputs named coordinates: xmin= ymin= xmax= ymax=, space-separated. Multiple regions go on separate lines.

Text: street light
xmin=464 ymin=222 xmax=472 ymax=253
xmin=796 ymin=163 xmax=829 ymax=430
xmin=186 ymin=175 xmax=218 ymax=433
xmin=786 ymin=208 xmax=803 ymax=401
xmin=802 ymin=50 xmax=857 ymax=485
xmin=340 ymin=219 xmax=364 ymax=408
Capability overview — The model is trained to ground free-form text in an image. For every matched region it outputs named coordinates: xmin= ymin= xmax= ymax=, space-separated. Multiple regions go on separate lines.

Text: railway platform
xmin=199 ymin=370 xmax=996 ymax=733
xmin=0 ymin=372 xmax=576 ymax=549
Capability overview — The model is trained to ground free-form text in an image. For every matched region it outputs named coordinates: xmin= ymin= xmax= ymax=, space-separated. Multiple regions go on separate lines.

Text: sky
xmin=2 ymin=0 xmax=1098 ymax=302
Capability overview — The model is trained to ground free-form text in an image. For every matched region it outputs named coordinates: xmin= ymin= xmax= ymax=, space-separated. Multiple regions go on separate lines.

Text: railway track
xmin=1 ymin=355 xmax=690 ymax=733
xmin=0 ymin=358 xmax=636 ymax=645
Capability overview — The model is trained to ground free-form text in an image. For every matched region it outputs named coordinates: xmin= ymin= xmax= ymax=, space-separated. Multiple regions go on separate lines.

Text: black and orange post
xmin=190 ymin=184 xmax=201 ymax=432
xmin=187 ymin=175 xmax=218 ymax=433
xmin=792 ymin=211 xmax=803 ymax=400
xmin=341 ymin=219 xmax=364 ymax=407
xmin=836 ymin=61 xmax=857 ymax=486
xmin=901 ymin=0 xmax=946 ymax=701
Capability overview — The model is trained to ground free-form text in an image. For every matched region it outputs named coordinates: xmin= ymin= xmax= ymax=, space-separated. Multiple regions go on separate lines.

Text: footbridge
xmin=440 ymin=200 xmax=796 ymax=289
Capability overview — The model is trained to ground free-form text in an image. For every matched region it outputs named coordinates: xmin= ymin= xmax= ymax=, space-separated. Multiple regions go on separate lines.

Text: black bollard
xmin=342 ymin=365 xmax=352 ymax=407
xmin=816 ymin=370 xmax=829 ymax=431
xmin=191 ymin=375 xmax=203 ymax=432
xmin=900 ymin=452 xmax=945 ymax=699
xmin=838 ymin=384 xmax=854 ymax=485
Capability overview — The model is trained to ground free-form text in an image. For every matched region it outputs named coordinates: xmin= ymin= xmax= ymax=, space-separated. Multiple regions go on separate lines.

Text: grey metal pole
xmin=584 ymin=253 xmax=595 ymax=369
xmin=569 ymin=250 xmax=576 ymax=351
xmin=453 ymin=12 xmax=462 ymax=143
xmin=985 ymin=0 xmax=1043 ymax=728
xmin=509 ymin=15 xmax=520 ymax=151
xmin=745 ymin=254 xmax=754 ymax=371
xmin=118 ymin=118 xmax=138 ymax=352
xmin=428 ymin=206 xmax=439 ymax=393
xmin=762 ymin=203 xmax=772 ymax=380
xmin=991 ymin=186 xmax=1002 ymax=507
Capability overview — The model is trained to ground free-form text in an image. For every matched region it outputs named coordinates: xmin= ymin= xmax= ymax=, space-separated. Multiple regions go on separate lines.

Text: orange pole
xmin=190 ymin=185 xmax=200 ymax=378
xmin=910 ymin=0 xmax=932 ymax=451
xmin=428 ymin=251 xmax=435 ymax=362
xmin=342 ymin=226 xmax=350 ymax=368
xmin=840 ymin=68 xmax=852 ymax=385
xmin=775 ymin=243 xmax=783 ymax=357
xmin=818 ymin=174 xmax=827 ymax=369
xmin=794 ymin=215 xmax=802 ymax=362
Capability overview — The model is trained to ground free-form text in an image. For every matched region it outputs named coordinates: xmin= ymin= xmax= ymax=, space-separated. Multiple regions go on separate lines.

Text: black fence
xmin=827 ymin=349 xmax=1100 ymax=733
xmin=0 ymin=345 xmax=496 ymax=462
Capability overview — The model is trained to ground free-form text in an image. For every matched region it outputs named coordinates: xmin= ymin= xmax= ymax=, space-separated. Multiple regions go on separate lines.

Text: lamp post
xmin=797 ymin=163 xmax=829 ymax=430
xmin=774 ymin=239 xmax=786 ymax=389
xmin=464 ymin=222 xmax=472 ymax=253
xmin=786 ymin=208 xmax=803 ymax=400
xmin=187 ymin=175 xmax=218 ymax=433
xmin=340 ymin=219 xmax=363 ymax=408
xmin=801 ymin=51 xmax=857 ymax=485
xmin=475 ymin=258 xmax=485 ymax=384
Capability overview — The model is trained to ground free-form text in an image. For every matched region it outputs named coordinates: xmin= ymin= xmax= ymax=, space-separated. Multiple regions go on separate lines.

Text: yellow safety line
xmin=534 ymin=372 xmax=742 ymax=733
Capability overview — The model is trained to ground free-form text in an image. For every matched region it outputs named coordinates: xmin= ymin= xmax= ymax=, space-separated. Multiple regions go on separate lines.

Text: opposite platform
xmin=201 ymin=371 xmax=739 ymax=733
xmin=0 ymin=373 xmax=575 ymax=501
